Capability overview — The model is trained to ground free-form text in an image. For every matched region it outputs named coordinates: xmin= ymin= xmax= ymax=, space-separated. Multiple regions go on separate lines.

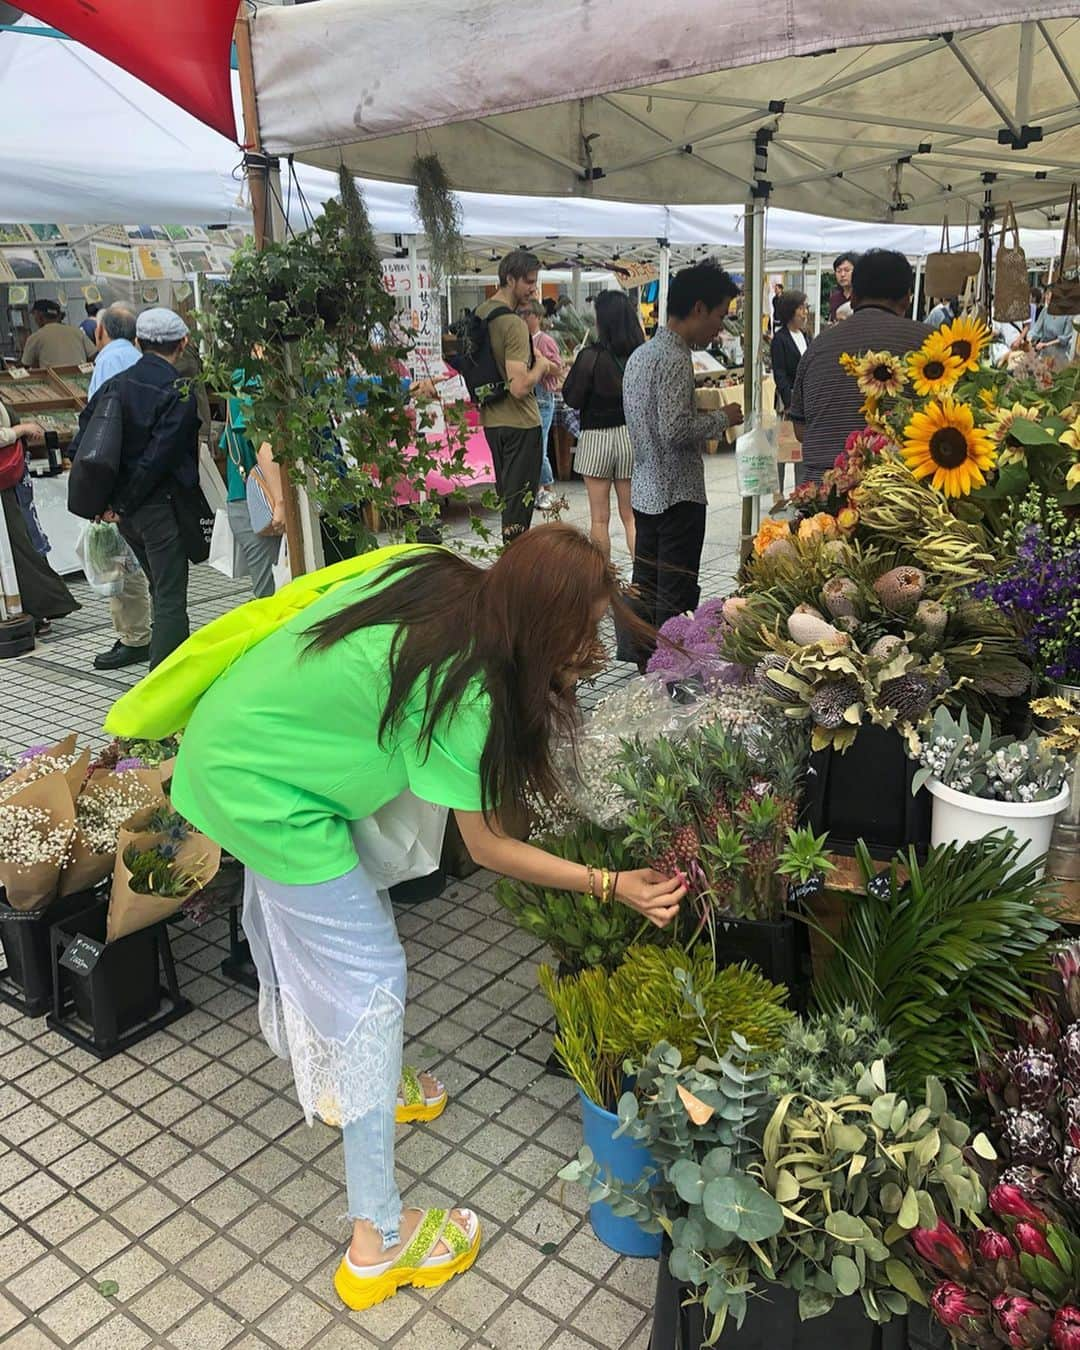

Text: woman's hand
xmin=614 ymin=868 xmax=686 ymax=928
xmin=16 ymin=421 xmax=43 ymax=441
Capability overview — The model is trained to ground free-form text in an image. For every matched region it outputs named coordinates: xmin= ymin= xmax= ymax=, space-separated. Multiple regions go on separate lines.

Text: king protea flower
xmin=911 ymin=1218 xmax=972 ymax=1278
xmin=975 ymin=1229 xmax=1017 ymax=1263
xmin=931 ymin=1282 xmax=993 ymax=1343
xmin=990 ymin=1183 xmax=1050 ymax=1230
xmin=1015 ymin=1222 xmax=1059 ymax=1264
xmin=1056 ymin=942 xmax=1080 ymax=1022
xmin=993 ymin=1294 xmax=1054 ymax=1349
xmin=1003 ymin=1049 xmax=1060 ymax=1109
xmin=1052 ymin=1306 xmax=1080 ymax=1350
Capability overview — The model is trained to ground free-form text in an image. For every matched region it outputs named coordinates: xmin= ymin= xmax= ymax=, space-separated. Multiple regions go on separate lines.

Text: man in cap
xmin=76 ymin=304 xmax=152 ymax=670
xmin=102 ymin=307 xmax=200 ymax=667
xmin=21 ymin=298 xmax=96 ymax=367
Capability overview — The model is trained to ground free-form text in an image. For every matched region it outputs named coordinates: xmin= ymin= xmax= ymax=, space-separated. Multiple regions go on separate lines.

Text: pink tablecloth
xmin=393 ymin=411 xmax=495 ymax=505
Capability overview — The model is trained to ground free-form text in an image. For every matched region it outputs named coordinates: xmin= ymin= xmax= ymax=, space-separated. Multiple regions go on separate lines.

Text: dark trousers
xmin=1 ymin=487 xmax=77 ymax=622
xmin=483 ymin=424 xmax=543 ymax=542
xmin=623 ymin=500 xmax=707 ymax=668
xmin=120 ymin=497 xmax=190 ymax=669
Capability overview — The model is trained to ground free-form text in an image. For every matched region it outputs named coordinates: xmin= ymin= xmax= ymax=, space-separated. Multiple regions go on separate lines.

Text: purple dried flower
xmin=1003 ymin=1049 xmax=1060 ymax=1108
xmin=113 ymin=757 xmax=145 ymax=773
xmin=1001 ymin=1108 xmax=1056 ymax=1166
xmin=17 ymin=743 xmax=49 ymax=762
xmin=1063 ymin=1024 xmax=1080 ymax=1086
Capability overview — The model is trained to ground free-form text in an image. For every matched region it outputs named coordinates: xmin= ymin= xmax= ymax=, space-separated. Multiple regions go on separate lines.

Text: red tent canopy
xmin=18 ymin=0 xmax=237 ymax=139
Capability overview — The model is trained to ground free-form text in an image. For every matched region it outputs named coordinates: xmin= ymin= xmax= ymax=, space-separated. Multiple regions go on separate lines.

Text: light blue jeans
xmin=245 ymin=862 xmax=406 ymax=1248
xmin=536 ymin=388 xmax=555 ymax=488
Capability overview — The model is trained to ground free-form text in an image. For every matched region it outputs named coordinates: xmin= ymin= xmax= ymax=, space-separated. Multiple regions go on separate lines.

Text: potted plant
xmin=812 ymin=837 xmax=1060 ymax=1101
xmin=562 ymin=1005 xmax=989 ymax=1349
xmin=907 ymin=706 xmax=1069 ymax=874
xmin=539 ymin=944 xmax=791 ymax=1257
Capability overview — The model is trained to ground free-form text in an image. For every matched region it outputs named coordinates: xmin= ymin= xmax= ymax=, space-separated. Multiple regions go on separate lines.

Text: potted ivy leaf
xmin=907 ymin=706 xmax=1069 ymax=875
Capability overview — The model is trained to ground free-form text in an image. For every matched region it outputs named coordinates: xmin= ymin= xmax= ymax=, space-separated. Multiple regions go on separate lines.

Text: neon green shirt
xmin=170 ymin=565 xmax=491 ymax=885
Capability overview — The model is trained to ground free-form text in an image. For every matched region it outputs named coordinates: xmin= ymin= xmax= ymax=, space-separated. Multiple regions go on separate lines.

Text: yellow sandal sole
xmin=333 ymin=1221 xmax=482 ymax=1310
xmin=395 ymin=1093 xmax=448 ymax=1124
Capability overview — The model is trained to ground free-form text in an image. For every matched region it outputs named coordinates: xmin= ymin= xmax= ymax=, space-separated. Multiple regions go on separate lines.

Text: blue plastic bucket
xmin=578 ymin=1088 xmax=662 ymax=1257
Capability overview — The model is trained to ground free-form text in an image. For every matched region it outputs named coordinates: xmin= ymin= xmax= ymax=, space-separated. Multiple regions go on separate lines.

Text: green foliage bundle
xmin=813 ymin=837 xmax=1061 ymax=1099
xmin=766 ymin=1007 xmax=894 ymax=1100
xmin=199 ymin=167 xmax=483 ymax=555
xmin=494 ymin=823 xmax=662 ymax=972
xmin=539 ymin=945 xmax=792 ymax=1109
xmin=563 ymin=1026 xmax=990 ymax=1338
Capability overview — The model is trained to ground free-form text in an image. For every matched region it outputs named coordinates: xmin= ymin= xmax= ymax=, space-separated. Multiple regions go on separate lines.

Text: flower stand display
xmin=0 ymin=884 xmax=103 ymax=1017
xmin=47 ymin=895 xmax=191 ymax=1058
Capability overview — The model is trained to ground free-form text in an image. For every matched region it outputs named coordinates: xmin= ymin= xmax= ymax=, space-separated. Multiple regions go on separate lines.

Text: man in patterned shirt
xmin=621 ymin=260 xmax=742 ymax=665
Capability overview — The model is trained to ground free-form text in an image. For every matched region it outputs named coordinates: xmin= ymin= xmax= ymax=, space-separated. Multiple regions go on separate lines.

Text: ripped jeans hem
xmin=347 ymin=1213 xmax=402 ymax=1252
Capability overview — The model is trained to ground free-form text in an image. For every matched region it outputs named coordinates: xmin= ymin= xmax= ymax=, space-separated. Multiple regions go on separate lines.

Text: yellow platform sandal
xmin=395 ymin=1066 xmax=447 ymax=1124
xmin=334 ymin=1207 xmax=481 ymax=1310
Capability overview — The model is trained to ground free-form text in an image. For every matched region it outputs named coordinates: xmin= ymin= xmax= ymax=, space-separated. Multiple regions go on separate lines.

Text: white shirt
xmin=792 ymin=330 xmax=808 ymax=357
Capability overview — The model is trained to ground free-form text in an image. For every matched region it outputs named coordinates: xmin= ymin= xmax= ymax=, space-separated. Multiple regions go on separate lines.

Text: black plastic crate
xmin=805 ymin=724 xmax=930 ymax=860
xmin=47 ymin=896 xmax=190 ymax=1059
xmin=0 ymin=886 xmax=104 ymax=1017
xmin=651 ymin=1247 xmax=908 ymax=1349
xmin=711 ymin=914 xmax=811 ymax=1010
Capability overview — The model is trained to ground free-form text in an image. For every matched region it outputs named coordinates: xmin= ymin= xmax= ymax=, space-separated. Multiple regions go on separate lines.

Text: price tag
xmin=59 ymin=934 xmax=104 ymax=975
xmin=866 ymin=872 xmax=894 ymax=901
xmin=9 ymin=367 xmax=29 ymax=380
xmin=78 ymin=363 xmax=94 ymax=374
xmin=787 ymin=875 xmax=825 ymax=906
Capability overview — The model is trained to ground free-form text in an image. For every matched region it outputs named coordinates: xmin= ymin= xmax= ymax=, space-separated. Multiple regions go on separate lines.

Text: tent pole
xmin=980 ymin=175 xmax=996 ymax=317
xmin=812 ymin=252 xmax=823 ymax=336
xmin=912 ymin=255 xmax=924 ymax=320
xmin=235 ymin=10 xmax=317 ymax=579
xmin=740 ymin=150 xmax=769 ymax=561
xmin=572 ymin=266 xmax=583 ymax=310
xmin=657 ymin=238 xmax=671 ymax=325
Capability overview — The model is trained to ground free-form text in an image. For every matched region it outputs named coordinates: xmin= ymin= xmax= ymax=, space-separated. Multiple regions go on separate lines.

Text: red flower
xmin=1015 ymin=1223 xmax=1059 ymax=1264
xmin=931 ymin=1282 xmax=993 ymax=1343
xmin=975 ymin=1230 xmax=1017 ymax=1263
xmin=992 ymin=1293 xmax=1053 ymax=1349
xmin=991 ymin=1184 xmax=1050 ymax=1230
xmin=912 ymin=1218 xmax=972 ymax=1278
xmin=1052 ymin=1307 xmax=1080 ymax=1350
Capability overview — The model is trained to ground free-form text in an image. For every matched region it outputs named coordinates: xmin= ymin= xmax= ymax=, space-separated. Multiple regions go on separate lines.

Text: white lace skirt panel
xmin=243 ymin=863 xmax=407 ymax=1128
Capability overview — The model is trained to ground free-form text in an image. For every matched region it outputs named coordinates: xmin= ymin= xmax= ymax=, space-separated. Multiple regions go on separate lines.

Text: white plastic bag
xmin=735 ymin=421 xmax=780 ymax=497
xmin=350 ymin=790 xmax=449 ymax=889
xmin=208 ymin=508 xmax=249 ymax=580
xmin=74 ymin=521 xmax=128 ymax=597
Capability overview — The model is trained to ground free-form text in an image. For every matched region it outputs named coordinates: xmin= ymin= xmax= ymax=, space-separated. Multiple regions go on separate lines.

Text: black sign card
xmin=58 ymin=934 xmax=104 ymax=976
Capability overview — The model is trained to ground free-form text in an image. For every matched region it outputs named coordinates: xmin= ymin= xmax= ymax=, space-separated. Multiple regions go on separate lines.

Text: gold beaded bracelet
xmin=587 ymin=864 xmax=596 ymax=899
xmin=601 ymin=867 xmax=611 ymax=904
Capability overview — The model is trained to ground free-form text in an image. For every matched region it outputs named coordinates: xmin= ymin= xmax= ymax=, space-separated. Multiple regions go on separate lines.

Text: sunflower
xmin=979 ymin=387 xmax=998 ymax=410
xmin=839 ymin=353 xmax=860 ymax=376
xmin=989 ymin=402 xmax=1042 ymax=466
xmin=902 ymin=397 xmax=997 ymax=496
xmin=906 ymin=341 xmax=962 ymax=397
xmin=938 ymin=314 xmax=991 ymax=375
xmin=855 ymin=350 xmax=906 ymax=399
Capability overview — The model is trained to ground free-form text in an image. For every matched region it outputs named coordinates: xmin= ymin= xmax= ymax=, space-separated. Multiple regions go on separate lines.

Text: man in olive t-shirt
xmin=475 ymin=250 xmax=558 ymax=541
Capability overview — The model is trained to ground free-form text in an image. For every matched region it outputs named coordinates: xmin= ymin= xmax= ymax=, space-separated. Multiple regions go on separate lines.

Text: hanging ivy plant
xmin=198 ymin=167 xmax=493 ymax=561
xmin=412 ymin=153 xmax=468 ymax=285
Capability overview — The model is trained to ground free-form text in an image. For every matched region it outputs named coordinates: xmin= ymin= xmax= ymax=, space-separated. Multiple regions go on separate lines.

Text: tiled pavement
xmin=0 ymin=458 xmax=742 ymax=1349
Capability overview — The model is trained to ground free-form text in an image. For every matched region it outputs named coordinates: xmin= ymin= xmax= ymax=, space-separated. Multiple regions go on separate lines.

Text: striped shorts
xmin=573 ymin=425 xmax=634 ymax=480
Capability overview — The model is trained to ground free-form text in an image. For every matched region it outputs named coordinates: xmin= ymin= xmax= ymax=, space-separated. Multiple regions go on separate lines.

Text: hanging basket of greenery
xmin=412 ymin=153 xmax=467 ymax=285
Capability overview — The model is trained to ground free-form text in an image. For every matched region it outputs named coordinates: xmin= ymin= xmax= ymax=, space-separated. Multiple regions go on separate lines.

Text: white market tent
xmin=249 ymin=1 xmax=1080 ymax=229
xmin=242 ymin=0 xmax=1080 ymax=554
xmin=0 ymin=21 xmax=1067 ymax=261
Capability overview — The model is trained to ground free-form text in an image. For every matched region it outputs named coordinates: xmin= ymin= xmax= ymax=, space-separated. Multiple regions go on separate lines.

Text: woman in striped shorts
xmin=561 ymin=290 xmax=645 ymax=563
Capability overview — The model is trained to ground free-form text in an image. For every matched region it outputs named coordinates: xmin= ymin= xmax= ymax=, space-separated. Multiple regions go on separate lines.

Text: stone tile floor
xmin=0 ymin=459 xmax=742 ymax=1349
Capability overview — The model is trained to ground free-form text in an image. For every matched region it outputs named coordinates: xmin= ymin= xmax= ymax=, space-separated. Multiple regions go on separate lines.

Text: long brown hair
xmin=305 ymin=524 xmax=643 ymax=815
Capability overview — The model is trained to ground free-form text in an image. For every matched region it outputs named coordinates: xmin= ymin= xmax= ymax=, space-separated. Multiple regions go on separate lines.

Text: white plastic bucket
xmin=927 ymin=777 xmax=1070 ymax=877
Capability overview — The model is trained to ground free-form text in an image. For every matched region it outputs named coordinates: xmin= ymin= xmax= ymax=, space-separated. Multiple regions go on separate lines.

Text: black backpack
xmin=449 ymin=305 xmax=531 ymax=406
